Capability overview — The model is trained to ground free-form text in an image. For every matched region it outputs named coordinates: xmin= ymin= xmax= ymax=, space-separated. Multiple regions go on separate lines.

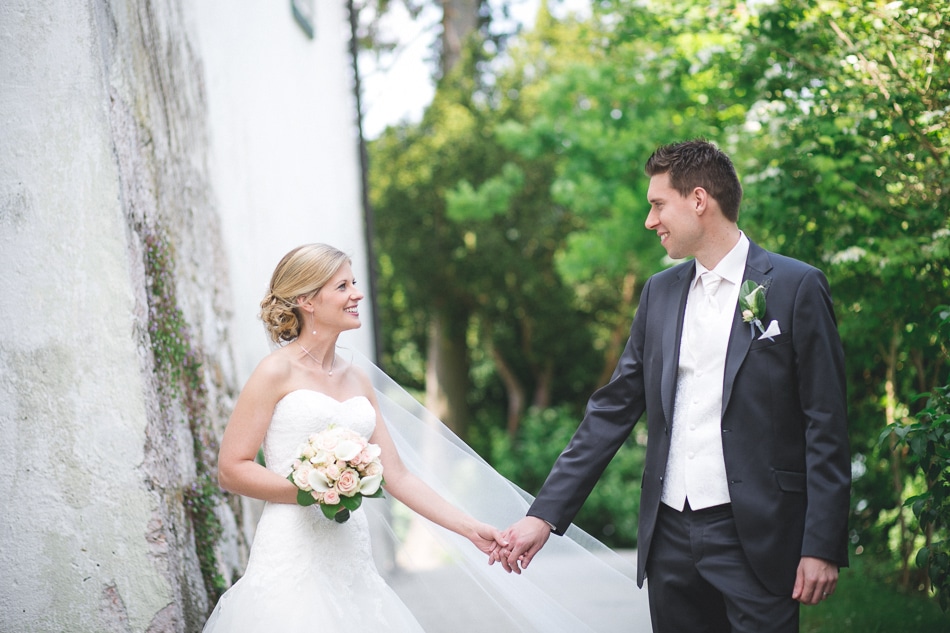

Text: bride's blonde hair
xmin=259 ymin=244 xmax=351 ymax=343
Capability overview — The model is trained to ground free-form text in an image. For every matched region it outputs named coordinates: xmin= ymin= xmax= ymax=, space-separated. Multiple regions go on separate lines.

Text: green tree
xmin=494 ymin=0 xmax=758 ymax=381
xmin=365 ymin=0 xmax=499 ymax=438
xmin=371 ymin=5 xmax=608 ymax=441
xmin=369 ymin=0 xmax=950 ymax=573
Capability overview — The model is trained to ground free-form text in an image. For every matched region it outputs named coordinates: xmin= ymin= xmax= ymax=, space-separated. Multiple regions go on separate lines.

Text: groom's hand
xmin=792 ymin=556 xmax=838 ymax=605
xmin=491 ymin=516 xmax=551 ymax=574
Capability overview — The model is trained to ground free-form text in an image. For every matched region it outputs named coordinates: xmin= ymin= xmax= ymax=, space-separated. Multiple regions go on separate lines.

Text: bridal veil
xmin=350 ymin=350 xmax=644 ymax=632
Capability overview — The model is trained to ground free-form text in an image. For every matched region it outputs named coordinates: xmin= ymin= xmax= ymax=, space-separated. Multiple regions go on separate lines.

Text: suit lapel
xmin=661 ymin=263 xmax=694 ymax=424
xmin=722 ymin=241 xmax=773 ymax=416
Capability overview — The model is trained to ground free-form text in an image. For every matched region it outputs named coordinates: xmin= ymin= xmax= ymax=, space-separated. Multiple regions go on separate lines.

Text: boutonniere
xmin=739 ymin=280 xmax=780 ymax=341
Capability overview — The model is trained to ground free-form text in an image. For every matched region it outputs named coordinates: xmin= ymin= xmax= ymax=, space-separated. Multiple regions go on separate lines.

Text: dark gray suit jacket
xmin=528 ymin=240 xmax=850 ymax=595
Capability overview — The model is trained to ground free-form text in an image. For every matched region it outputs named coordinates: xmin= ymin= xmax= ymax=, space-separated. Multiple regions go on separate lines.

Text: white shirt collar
xmin=694 ymin=231 xmax=749 ymax=287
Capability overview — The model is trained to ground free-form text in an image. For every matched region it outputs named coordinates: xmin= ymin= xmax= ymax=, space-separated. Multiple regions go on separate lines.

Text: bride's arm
xmin=217 ymin=357 xmax=299 ymax=504
xmin=358 ymin=377 xmax=506 ymax=555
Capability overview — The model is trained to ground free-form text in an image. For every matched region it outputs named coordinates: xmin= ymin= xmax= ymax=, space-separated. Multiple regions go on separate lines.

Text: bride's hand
xmin=468 ymin=521 xmax=509 ymax=558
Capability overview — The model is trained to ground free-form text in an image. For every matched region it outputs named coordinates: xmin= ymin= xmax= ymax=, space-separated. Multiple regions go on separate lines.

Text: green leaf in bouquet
xmin=296 ymin=488 xmax=318 ymax=506
xmin=321 ymin=502 xmax=340 ymax=520
xmin=341 ymin=495 xmax=363 ymax=511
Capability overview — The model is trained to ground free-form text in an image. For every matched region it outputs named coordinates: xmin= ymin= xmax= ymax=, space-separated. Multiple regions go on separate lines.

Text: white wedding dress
xmin=205 ymin=352 xmax=646 ymax=632
xmin=202 ymin=389 xmax=425 ymax=632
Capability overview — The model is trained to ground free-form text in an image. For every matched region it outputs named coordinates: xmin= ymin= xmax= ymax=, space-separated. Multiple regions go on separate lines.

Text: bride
xmin=203 ymin=244 xmax=505 ymax=632
xmin=204 ymin=243 xmax=643 ymax=632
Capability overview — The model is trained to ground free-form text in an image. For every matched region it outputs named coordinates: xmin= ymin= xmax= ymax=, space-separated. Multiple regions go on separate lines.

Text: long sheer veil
xmin=347 ymin=349 xmax=645 ymax=632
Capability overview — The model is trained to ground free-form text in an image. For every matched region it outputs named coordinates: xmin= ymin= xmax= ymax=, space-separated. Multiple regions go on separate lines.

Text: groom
xmin=496 ymin=140 xmax=850 ymax=632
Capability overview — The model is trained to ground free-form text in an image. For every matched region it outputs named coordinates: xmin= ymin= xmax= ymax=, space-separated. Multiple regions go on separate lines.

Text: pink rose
xmin=316 ymin=433 xmax=338 ymax=451
xmin=323 ymin=489 xmax=341 ymax=505
xmin=337 ymin=469 xmax=360 ymax=497
xmin=325 ymin=463 xmax=342 ymax=481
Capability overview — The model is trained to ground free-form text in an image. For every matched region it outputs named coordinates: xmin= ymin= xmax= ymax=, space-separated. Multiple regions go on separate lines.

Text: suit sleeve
xmin=793 ymin=267 xmax=851 ymax=566
xmin=527 ymin=278 xmax=651 ymax=534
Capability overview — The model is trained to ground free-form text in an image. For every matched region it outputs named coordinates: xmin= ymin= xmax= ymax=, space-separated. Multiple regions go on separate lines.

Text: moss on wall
xmin=143 ymin=226 xmax=227 ymax=605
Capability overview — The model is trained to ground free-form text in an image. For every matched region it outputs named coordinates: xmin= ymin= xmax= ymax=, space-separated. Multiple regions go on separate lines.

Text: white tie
xmin=700 ymin=272 xmax=722 ymax=314
xmin=688 ymin=272 xmax=722 ymax=360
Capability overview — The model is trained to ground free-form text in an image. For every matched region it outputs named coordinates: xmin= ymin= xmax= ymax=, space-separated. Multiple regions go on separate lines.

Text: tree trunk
xmin=421 ymin=0 xmax=480 ymax=438
xmin=425 ymin=312 xmax=471 ymax=439
xmin=491 ymin=346 xmax=526 ymax=436
xmin=598 ymin=272 xmax=638 ymax=387
xmin=532 ymin=360 xmax=553 ymax=410
xmin=440 ymin=0 xmax=479 ymax=76
xmin=883 ymin=325 xmax=912 ymax=588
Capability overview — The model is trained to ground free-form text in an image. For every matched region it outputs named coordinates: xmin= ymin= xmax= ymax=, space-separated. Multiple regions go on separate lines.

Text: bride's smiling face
xmin=311 ymin=262 xmax=363 ymax=332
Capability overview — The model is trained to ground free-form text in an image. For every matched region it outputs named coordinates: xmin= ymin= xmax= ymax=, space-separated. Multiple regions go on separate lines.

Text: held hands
xmin=468 ymin=521 xmax=510 ymax=558
xmin=792 ymin=556 xmax=839 ymax=605
xmin=488 ymin=516 xmax=551 ymax=574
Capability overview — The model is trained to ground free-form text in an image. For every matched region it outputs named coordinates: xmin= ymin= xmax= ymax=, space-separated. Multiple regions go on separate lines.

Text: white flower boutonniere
xmin=739 ymin=280 xmax=780 ymax=341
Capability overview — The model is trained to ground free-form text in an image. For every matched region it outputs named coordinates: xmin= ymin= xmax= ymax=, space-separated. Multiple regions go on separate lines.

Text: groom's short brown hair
xmin=645 ymin=139 xmax=743 ymax=222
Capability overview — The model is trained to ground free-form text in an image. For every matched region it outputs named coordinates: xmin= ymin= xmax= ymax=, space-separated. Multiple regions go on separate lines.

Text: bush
xmin=490 ymin=405 xmax=645 ymax=548
xmin=884 ymin=306 xmax=950 ymax=611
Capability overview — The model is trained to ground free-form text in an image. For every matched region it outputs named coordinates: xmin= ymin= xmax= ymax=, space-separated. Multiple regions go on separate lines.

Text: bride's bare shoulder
xmin=247 ymin=346 xmax=296 ymax=388
xmin=335 ymin=358 xmax=376 ymax=399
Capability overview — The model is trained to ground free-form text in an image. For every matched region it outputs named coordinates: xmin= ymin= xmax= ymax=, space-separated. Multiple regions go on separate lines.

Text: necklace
xmin=297 ymin=342 xmax=334 ymax=376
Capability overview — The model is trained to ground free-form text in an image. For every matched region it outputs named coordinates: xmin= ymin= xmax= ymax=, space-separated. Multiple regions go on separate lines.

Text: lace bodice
xmin=263 ymin=389 xmax=377 ymax=476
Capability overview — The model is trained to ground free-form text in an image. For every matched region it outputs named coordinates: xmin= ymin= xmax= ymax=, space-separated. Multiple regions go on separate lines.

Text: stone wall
xmin=0 ymin=1 xmax=369 ymax=631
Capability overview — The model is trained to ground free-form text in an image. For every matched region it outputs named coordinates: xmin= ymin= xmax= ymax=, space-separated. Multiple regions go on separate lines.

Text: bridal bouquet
xmin=287 ymin=426 xmax=385 ymax=523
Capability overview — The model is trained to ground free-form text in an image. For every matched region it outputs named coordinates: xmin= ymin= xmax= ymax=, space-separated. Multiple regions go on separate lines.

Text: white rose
xmin=297 ymin=442 xmax=316 ymax=460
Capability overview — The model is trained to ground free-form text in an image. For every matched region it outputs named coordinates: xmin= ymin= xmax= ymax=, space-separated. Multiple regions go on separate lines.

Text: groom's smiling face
xmin=645 ymin=172 xmax=704 ymax=261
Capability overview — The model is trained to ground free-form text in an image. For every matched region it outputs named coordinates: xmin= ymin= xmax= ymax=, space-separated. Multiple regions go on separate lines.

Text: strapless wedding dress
xmin=202 ymin=389 xmax=424 ymax=632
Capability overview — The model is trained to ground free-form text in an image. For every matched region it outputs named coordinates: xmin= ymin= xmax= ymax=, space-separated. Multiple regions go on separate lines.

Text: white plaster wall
xmin=0 ymin=2 xmax=180 ymax=630
xmin=190 ymin=1 xmax=375 ymax=383
xmin=0 ymin=1 xmax=372 ymax=630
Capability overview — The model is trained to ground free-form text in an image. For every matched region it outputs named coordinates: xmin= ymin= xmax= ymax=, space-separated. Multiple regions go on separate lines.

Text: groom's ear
xmin=691 ymin=186 xmax=709 ymax=215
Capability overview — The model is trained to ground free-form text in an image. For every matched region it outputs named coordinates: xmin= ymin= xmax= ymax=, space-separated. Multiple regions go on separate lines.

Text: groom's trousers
xmin=645 ymin=502 xmax=799 ymax=633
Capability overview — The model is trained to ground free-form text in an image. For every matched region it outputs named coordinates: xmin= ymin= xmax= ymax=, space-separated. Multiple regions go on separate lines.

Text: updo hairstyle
xmin=259 ymin=244 xmax=351 ymax=343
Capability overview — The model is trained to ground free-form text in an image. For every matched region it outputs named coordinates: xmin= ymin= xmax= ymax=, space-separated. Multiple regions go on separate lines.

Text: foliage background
xmin=362 ymin=0 xmax=949 ymax=612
